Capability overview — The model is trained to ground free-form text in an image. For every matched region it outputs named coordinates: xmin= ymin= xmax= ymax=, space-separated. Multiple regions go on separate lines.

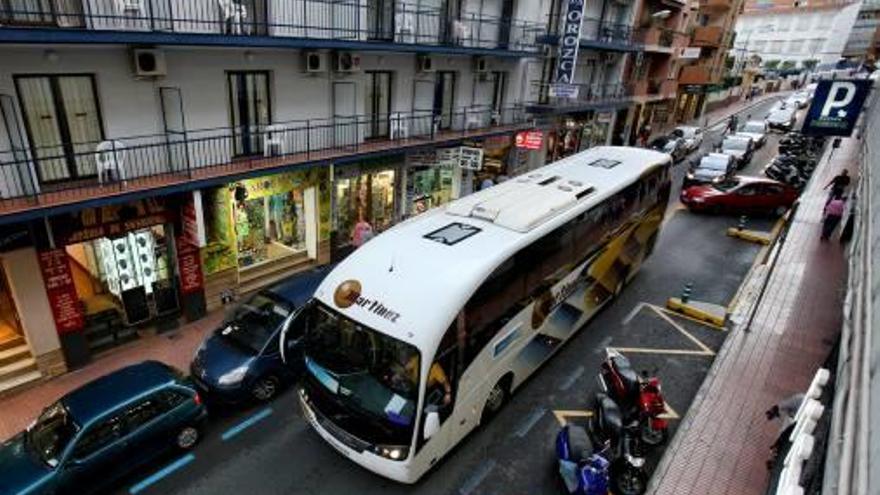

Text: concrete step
xmin=0 ymin=370 xmax=43 ymax=397
xmin=238 ymin=251 xmax=310 ymax=287
xmin=0 ymin=357 xmax=38 ymax=383
xmin=0 ymin=335 xmax=25 ymax=353
xmin=238 ymin=257 xmax=314 ymax=297
xmin=0 ymin=344 xmax=31 ymax=369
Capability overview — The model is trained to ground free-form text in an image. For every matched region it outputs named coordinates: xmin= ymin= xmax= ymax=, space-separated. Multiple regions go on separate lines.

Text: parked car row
xmin=0 ymin=266 xmax=334 ymax=495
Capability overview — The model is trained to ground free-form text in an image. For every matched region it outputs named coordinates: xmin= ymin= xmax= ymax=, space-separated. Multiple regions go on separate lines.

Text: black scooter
xmin=589 ymin=393 xmax=648 ymax=495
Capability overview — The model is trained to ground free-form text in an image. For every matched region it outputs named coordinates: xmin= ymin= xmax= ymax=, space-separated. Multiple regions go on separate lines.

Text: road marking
xmin=654 ymin=304 xmax=726 ymax=332
xmin=622 ymin=302 xmax=646 ymax=326
xmin=129 ymin=453 xmax=195 ymax=494
xmin=594 ymin=336 xmax=613 ymax=353
xmin=559 ymin=366 xmax=585 ymax=391
xmin=648 ymin=304 xmax=715 ymax=355
xmin=514 ymin=407 xmax=547 ymax=438
xmin=458 ymin=459 xmax=497 ymax=495
xmin=553 ymin=409 xmax=594 ymax=426
xmin=609 ymin=347 xmax=713 ymax=356
xmin=222 ymin=407 xmax=273 ymax=441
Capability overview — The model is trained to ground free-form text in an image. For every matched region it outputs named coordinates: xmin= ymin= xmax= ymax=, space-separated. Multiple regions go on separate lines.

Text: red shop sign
xmin=38 ymin=249 xmax=85 ymax=335
xmin=515 ymin=130 xmax=544 ymax=150
xmin=176 ymin=238 xmax=204 ymax=295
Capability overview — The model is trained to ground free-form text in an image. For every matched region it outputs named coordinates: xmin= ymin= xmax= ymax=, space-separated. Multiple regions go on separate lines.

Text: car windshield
xmin=713 ymin=179 xmax=741 ymax=191
xmin=699 ymin=157 xmax=729 ymax=171
xmin=723 ymin=138 xmax=749 ymax=151
xmin=25 ymin=402 xmax=78 ymax=467
xmin=743 ymin=122 xmax=765 ymax=133
xmin=302 ymin=303 xmax=420 ymax=445
xmin=219 ymin=293 xmax=293 ymax=353
xmin=771 ymin=109 xmax=793 ymax=119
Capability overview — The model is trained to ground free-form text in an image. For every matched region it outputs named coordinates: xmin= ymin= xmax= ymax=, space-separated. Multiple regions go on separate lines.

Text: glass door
xmin=15 ymin=74 xmax=104 ymax=184
xmin=228 ymin=71 xmax=271 ymax=157
xmin=497 ymin=0 xmax=514 ymax=48
xmin=367 ymin=0 xmax=393 ymax=40
xmin=365 ymin=71 xmax=392 ymax=139
xmin=440 ymin=0 xmax=462 ymax=44
xmin=491 ymin=71 xmax=507 ymax=117
xmin=434 ymin=72 xmax=456 ymax=130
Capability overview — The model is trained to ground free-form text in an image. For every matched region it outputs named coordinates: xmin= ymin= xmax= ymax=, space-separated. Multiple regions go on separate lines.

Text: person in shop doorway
xmin=821 ymin=194 xmax=846 ymax=241
xmin=351 ymin=210 xmax=374 ymax=248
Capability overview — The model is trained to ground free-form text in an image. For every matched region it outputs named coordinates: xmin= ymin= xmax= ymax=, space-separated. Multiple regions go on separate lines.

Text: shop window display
xmin=234 ymin=188 xmax=306 ymax=267
xmin=409 ymin=165 xmax=454 ymax=215
xmin=336 ymin=170 xmax=396 ymax=247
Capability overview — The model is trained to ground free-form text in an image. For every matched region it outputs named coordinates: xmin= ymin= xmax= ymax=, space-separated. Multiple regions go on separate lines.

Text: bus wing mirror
xmin=423 ymin=411 xmax=441 ymax=440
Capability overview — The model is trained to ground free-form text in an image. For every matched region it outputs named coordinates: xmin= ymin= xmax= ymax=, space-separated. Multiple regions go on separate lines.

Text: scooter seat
xmin=596 ymin=393 xmax=623 ymax=433
xmin=612 ymin=355 xmax=640 ymax=394
xmin=568 ymin=425 xmax=594 ymax=461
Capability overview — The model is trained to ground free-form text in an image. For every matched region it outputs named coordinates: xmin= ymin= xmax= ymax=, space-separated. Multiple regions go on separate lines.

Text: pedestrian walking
xmin=824 ymin=169 xmax=851 ymax=199
xmin=821 ymin=195 xmax=846 ymax=240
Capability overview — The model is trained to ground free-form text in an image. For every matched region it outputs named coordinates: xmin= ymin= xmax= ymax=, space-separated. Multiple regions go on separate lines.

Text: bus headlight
xmin=374 ymin=445 xmax=409 ymax=461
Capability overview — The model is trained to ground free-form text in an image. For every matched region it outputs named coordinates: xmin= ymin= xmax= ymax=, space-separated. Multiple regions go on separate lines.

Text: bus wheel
xmin=481 ymin=380 xmax=509 ymax=424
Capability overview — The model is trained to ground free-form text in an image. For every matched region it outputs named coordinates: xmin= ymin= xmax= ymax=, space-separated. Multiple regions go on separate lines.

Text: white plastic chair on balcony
xmin=263 ymin=124 xmax=286 ymax=157
xmin=95 ymin=140 xmax=127 ymax=185
xmin=452 ymin=20 xmax=469 ymax=45
xmin=390 ymin=113 xmax=409 ymax=139
xmin=395 ymin=12 xmax=415 ymax=43
xmin=218 ymin=0 xmax=248 ymax=35
xmin=464 ymin=109 xmax=483 ymax=130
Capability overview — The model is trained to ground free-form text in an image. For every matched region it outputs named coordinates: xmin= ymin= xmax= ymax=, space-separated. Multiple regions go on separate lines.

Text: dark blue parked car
xmin=189 ymin=265 xmax=331 ymax=404
xmin=0 ymin=361 xmax=205 ymax=495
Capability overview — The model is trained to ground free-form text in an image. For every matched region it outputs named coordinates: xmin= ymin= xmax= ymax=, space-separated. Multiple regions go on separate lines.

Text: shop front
xmin=403 ymin=150 xmax=456 ymax=217
xmin=200 ymin=167 xmax=330 ymax=309
xmin=39 ymin=197 xmax=189 ymax=362
xmin=545 ymin=112 xmax=613 ymax=163
xmin=332 ymin=156 xmax=402 ymax=257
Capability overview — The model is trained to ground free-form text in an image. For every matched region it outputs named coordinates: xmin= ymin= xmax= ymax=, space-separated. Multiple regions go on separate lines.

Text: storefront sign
xmin=459 ymin=147 xmax=484 ymax=170
xmin=51 ymin=198 xmax=173 ymax=245
xmin=555 ymin=0 xmax=586 ymax=89
xmin=181 ymin=191 xmax=206 ymax=248
xmin=803 ymin=79 xmax=872 ymax=136
xmin=515 ymin=130 xmax=544 ymax=150
xmin=177 ymin=237 xmax=205 ymax=295
xmin=680 ymin=47 xmax=701 ymax=59
xmin=38 ymin=249 xmax=84 ymax=335
xmin=596 ymin=112 xmax=614 ymax=124
xmin=549 ymin=84 xmax=580 ymax=99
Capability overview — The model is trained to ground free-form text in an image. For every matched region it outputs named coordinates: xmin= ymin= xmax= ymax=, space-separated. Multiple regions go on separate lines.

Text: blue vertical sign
xmin=802 ymin=79 xmax=872 ymax=136
xmin=551 ymin=0 xmax=586 ymax=98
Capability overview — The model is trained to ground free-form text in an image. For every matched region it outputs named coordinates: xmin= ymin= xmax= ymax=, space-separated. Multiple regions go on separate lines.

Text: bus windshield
xmin=302 ymin=303 xmax=420 ymax=446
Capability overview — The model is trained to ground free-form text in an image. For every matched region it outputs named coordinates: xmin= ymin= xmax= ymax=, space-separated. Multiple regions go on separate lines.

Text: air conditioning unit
xmin=304 ymin=51 xmax=328 ymax=73
xmin=418 ymin=55 xmax=436 ymax=73
xmin=474 ymin=56 xmax=489 ymax=73
xmin=335 ymin=52 xmax=362 ymax=73
xmin=132 ymin=49 xmax=167 ymax=78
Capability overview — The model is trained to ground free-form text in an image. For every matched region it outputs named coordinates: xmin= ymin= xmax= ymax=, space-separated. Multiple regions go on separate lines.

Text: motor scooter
xmin=590 ymin=393 xmax=648 ymax=495
xmin=555 ymin=424 xmax=610 ymax=495
xmin=597 ymin=349 xmax=668 ymax=446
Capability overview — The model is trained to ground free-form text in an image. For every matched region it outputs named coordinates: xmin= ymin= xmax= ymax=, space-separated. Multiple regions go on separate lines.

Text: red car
xmin=680 ymin=176 xmax=799 ymax=215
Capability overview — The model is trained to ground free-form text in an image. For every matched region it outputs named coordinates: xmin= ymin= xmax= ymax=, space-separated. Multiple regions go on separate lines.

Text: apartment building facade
xmin=843 ymin=0 xmax=880 ymax=63
xmin=0 ymin=0 xmax=661 ymax=389
xmin=675 ymin=0 xmax=745 ymax=121
xmin=734 ymin=0 xmax=861 ymax=68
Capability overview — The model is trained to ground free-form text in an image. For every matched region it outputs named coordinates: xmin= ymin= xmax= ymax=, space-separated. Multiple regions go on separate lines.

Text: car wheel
xmin=176 ymin=426 xmax=200 ymax=450
xmin=252 ymin=375 xmax=281 ymax=402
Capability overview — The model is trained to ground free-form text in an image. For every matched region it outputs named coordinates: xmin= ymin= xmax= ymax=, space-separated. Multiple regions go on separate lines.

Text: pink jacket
xmin=825 ymin=198 xmax=845 ymax=217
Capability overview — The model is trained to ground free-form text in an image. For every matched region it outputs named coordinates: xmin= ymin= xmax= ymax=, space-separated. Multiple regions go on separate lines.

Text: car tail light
xmin=193 ymin=392 xmax=202 ymax=406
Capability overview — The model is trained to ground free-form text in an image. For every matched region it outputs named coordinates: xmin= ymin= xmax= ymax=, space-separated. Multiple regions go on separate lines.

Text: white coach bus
xmin=284 ymin=146 xmax=672 ymax=483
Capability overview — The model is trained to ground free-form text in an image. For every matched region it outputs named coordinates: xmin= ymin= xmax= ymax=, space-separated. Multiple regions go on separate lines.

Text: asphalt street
xmin=110 ymin=95 xmax=792 ymax=495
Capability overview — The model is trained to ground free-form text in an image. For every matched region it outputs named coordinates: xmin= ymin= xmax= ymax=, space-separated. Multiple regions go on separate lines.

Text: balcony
xmin=678 ymin=65 xmax=715 ymax=85
xmin=691 ymin=26 xmax=724 ymax=48
xmin=0 ymin=0 xmax=544 ymax=56
xmin=539 ymin=17 xmax=641 ymax=52
xmin=526 ymin=82 xmax=632 ymax=114
xmin=636 ymin=27 xmax=686 ymax=54
xmin=0 ymin=106 xmax=529 ymax=220
xmin=698 ymin=0 xmax=733 ymax=12
xmin=630 ymin=79 xmax=678 ymax=99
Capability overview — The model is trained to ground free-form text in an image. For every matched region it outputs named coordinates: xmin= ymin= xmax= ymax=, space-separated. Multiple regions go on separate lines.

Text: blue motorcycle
xmin=555 ymin=424 xmax=611 ymax=495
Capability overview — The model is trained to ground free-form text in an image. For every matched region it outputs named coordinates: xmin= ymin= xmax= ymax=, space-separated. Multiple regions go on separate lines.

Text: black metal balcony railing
xmin=0 ymin=0 xmax=544 ymax=52
xmin=531 ymin=81 xmax=630 ymax=107
xmin=0 ymin=105 xmax=528 ymax=207
xmin=540 ymin=16 xmax=640 ymax=48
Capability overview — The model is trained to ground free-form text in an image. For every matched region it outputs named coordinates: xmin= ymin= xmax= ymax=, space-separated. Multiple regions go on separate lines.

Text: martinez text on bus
xmin=280 ymin=146 xmax=673 ymax=483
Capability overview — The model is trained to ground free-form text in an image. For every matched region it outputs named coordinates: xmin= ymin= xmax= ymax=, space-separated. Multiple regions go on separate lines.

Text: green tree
xmin=802 ymin=59 xmax=819 ymax=71
xmin=780 ymin=60 xmax=796 ymax=70
xmin=725 ymin=55 xmax=736 ymax=71
xmin=764 ymin=59 xmax=780 ymax=70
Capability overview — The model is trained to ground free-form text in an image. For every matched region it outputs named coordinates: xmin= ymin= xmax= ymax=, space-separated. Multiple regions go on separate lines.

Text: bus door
xmin=417 ymin=329 xmax=460 ymax=465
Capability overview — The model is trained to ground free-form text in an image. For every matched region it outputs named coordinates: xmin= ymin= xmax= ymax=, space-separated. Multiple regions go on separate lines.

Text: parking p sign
xmin=802 ymin=79 xmax=872 ymax=136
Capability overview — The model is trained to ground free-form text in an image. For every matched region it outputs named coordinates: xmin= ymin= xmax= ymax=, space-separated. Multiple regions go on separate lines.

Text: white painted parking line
xmin=552 ymin=410 xmax=593 ymax=426
xmin=458 ymin=460 xmax=497 ymax=495
xmin=514 ymin=407 xmax=547 ymax=438
xmin=622 ymin=302 xmax=646 ymax=326
xmin=558 ymin=366 xmax=585 ymax=391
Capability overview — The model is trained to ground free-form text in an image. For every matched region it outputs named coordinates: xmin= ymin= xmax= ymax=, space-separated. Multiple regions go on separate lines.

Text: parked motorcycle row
xmin=555 ymin=349 xmax=669 ymax=495
xmin=764 ymin=132 xmax=826 ymax=190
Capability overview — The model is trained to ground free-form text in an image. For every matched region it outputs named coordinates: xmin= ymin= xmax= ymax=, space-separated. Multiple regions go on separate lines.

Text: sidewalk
xmin=0 ymin=311 xmax=222 ymax=441
xmin=648 ymin=136 xmax=854 ymax=494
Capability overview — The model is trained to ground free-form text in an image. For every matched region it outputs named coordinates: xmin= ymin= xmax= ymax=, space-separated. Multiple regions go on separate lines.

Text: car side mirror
xmin=423 ymin=411 xmax=441 ymax=440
